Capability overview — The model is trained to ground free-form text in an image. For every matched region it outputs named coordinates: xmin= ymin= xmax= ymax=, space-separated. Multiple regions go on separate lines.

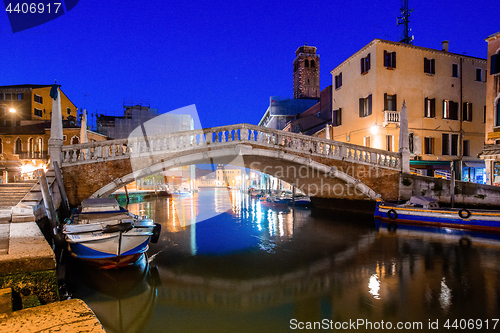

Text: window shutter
xmin=366 ymin=54 xmax=371 ymax=71
xmin=451 ymin=101 xmax=458 ymax=119
xmin=384 ymin=50 xmax=388 ymax=67
xmin=424 ymin=58 xmax=429 ymax=73
xmin=361 ymin=58 xmax=365 ymax=73
xmin=431 ymin=98 xmax=435 ymax=117
xmin=469 ymin=103 xmax=473 ymax=121
xmin=338 ymin=108 xmax=342 ymax=126
xmin=392 ymin=52 xmax=396 ymax=68
xmin=491 ymin=54 xmax=499 ymax=75
xmin=424 ymin=98 xmax=429 ymax=117
xmin=384 ymin=93 xmax=388 ymax=110
xmin=359 ymin=98 xmax=364 ymax=117
xmin=339 ymin=72 xmax=342 ymax=86
xmin=394 ymin=94 xmax=397 ymax=111
xmin=431 ymin=59 xmax=435 ymax=74
xmin=368 ymin=94 xmax=372 ymax=115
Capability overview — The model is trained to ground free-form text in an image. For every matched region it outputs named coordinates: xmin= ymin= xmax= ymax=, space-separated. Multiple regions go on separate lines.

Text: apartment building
xmin=330 ymin=39 xmax=487 ymax=181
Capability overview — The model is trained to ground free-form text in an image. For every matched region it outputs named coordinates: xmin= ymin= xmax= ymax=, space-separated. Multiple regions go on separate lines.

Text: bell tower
xmin=293 ymin=45 xmax=320 ymax=99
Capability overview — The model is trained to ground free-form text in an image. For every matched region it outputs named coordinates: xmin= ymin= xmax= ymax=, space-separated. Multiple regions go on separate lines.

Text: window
xmin=332 ymin=108 xmax=342 ymax=126
xmin=304 ymin=59 xmax=309 ymax=68
xmin=424 ymin=98 xmax=436 ymax=118
xmin=34 ymin=108 xmax=42 ymax=117
xmin=496 ymin=102 xmax=500 ymax=127
xmin=360 ymin=54 xmax=371 ymax=74
xmin=335 ymin=73 xmax=342 ymax=89
xmin=364 ymin=136 xmax=371 ymax=148
xmin=409 ymin=133 xmax=414 ymax=153
xmin=452 ymin=64 xmax=459 ymax=78
xmin=14 ymin=138 xmax=22 ymax=154
xmin=463 ymin=140 xmax=470 ymax=157
xmin=386 ymin=135 xmax=393 ymax=152
xmin=383 ymin=51 xmax=396 ymax=68
xmin=476 ymin=68 xmax=483 ymax=82
xmin=67 ymin=107 xmax=71 ymax=115
xmin=4 ymin=93 xmax=12 ymax=101
xmin=491 ymin=53 xmax=500 ymax=75
xmin=16 ymin=93 xmax=23 ymax=100
xmin=442 ymin=133 xmax=458 ymax=156
xmin=424 ymin=57 xmax=435 ymax=74
xmin=462 ymin=102 xmax=472 ymax=121
xmin=310 ymin=60 xmax=315 ymax=68
xmin=384 ymin=93 xmax=397 ymax=111
xmin=443 ymin=100 xmax=459 ymax=120
xmin=0 ymin=93 xmax=2 ymax=100
xmin=359 ymin=94 xmax=372 ymax=117
xmin=63 ymin=135 xmax=67 ymax=141
xmin=34 ymin=94 xmax=43 ymax=104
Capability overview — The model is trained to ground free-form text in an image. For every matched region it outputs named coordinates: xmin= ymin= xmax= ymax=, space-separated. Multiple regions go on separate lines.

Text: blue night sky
xmin=1 ymin=0 xmax=498 ymax=129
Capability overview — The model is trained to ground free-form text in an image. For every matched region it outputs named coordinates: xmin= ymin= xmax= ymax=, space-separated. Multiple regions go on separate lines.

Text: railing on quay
xmin=60 ymin=123 xmax=401 ymax=170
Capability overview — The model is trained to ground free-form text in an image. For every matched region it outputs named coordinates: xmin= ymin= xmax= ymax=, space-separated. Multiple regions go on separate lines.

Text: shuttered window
xmin=384 ymin=51 xmax=396 ymax=68
xmin=424 ymin=58 xmax=435 ymax=74
xmin=359 ymin=95 xmax=372 ymax=117
xmin=360 ymin=54 xmax=371 ymax=74
xmin=384 ymin=93 xmax=397 ymax=111
xmin=491 ymin=54 xmax=500 ymax=75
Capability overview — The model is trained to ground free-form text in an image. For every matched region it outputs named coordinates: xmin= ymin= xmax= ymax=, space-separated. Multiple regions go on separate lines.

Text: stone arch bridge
xmin=59 ymin=123 xmax=403 ymax=206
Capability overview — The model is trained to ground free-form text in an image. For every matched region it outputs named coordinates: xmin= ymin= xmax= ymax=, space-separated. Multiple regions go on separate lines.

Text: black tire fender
xmin=150 ymin=223 xmax=162 ymax=243
xmin=387 ymin=209 xmax=398 ymax=220
xmin=458 ymin=208 xmax=471 ymax=219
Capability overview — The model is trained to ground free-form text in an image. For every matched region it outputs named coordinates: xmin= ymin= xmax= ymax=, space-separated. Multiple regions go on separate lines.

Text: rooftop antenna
xmin=397 ymin=0 xmax=413 ymax=44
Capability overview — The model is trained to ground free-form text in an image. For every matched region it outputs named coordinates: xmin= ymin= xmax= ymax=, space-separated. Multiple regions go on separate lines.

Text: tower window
xmin=305 ymin=59 xmax=309 ymax=68
xmin=383 ymin=51 xmax=396 ymax=68
xmin=310 ymin=60 xmax=315 ymax=68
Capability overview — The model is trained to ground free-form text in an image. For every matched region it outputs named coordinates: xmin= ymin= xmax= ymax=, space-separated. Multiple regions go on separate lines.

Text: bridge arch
xmin=90 ymin=145 xmax=381 ymax=200
xmin=60 ymin=123 xmax=401 ymax=205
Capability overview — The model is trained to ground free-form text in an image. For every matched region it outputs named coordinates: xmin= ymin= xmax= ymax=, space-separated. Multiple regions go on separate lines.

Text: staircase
xmin=0 ymin=180 xmax=38 ymax=208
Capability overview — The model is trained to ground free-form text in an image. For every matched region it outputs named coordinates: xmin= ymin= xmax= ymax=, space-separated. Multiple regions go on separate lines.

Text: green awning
xmin=410 ymin=160 xmax=452 ymax=166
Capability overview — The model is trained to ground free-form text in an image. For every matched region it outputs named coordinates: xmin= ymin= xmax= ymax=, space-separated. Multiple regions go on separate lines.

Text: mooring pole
xmin=450 ymin=166 xmax=455 ymax=208
xmin=123 ymin=185 xmax=130 ymax=204
xmin=40 ymin=171 xmax=59 ymax=233
xmin=53 ymin=161 xmax=70 ymax=217
xmin=292 ymin=185 xmax=296 ymax=208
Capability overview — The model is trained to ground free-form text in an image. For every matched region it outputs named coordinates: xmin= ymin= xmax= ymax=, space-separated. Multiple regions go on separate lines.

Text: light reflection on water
xmin=73 ymin=189 xmax=500 ymax=333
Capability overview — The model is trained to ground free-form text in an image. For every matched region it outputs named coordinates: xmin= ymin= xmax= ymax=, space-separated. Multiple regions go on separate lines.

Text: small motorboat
xmin=261 ymin=191 xmax=292 ymax=207
xmin=289 ymin=194 xmax=311 ymax=207
xmin=171 ymin=187 xmax=192 ymax=196
xmin=375 ymin=196 xmax=500 ymax=233
xmin=62 ymin=198 xmax=162 ymax=268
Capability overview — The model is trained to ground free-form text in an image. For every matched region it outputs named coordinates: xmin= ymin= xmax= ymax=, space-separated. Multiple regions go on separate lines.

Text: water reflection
xmin=72 ymin=190 xmax=500 ymax=332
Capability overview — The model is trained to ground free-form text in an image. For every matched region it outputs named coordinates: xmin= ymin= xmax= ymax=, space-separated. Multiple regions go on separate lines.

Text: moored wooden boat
xmin=62 ymin=198 xmax=162 ymax=268
xmin=375 ymin=196 xmax=500 ymax=233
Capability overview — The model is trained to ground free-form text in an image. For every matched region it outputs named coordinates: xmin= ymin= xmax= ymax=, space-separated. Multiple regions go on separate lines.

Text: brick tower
xmin=293 ymin=45 xmax=320 ymax=99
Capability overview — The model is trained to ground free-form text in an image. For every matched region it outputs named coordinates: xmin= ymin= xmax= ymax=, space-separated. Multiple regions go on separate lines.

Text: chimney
xmin=442 ymin=40 xmax=449 ymax=52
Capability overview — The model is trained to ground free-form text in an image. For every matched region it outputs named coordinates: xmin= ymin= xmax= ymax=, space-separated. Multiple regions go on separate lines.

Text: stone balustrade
xmin=383 ymin=110 xmax=400 ymax=126
xmin=60 ymin=123 xmax=401 ymax=170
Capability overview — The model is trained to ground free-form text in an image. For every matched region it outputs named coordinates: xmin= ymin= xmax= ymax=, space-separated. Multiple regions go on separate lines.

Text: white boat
xmin=62 ymin=198 xmax=161 ymax=268
xmin=171 ymin=187 xmax=192 ymax=196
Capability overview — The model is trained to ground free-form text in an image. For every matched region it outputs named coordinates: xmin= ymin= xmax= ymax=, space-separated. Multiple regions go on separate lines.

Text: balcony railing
xmin=383 ymin=110 xmax=400 ymax=127
xmin=17 ymin=151 xmax=49 ymax=160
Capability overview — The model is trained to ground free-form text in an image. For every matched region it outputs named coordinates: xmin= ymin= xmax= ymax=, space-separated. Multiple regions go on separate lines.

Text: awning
xmin=463 ymin=161 xmax=485 ymax=168
xmin=409 ymin=160 xmax=452 ymax=166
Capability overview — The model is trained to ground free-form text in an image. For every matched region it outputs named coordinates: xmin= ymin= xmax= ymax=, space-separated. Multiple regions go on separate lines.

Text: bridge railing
xmin=60 ymin=123 xmax=400 ymax=170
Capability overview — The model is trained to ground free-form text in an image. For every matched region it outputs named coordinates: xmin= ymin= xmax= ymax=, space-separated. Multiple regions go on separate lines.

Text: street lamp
xmin=8 ymin=108 xmax=16 ymax=127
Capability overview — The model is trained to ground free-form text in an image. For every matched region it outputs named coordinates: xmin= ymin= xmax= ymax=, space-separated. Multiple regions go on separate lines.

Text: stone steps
xmin=0 ymin=183 xmax=36 ymax=208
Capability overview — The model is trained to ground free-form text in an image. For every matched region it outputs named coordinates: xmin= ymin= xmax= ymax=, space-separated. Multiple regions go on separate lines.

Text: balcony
xmin=383 ymin=110 xmax=400 ymax=127
xmin=17 ymin=151 xmax=49 ymax=160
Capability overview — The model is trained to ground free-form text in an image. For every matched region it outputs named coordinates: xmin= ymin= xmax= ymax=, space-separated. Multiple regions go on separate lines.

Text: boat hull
xmin=375 ymin=201 xmax=500 ymax=232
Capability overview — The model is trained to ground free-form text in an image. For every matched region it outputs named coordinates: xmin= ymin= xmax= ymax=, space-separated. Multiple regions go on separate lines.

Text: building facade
xmin=0 ymin=84 xmax=77 ymax=127
xmin=0 ymin=122 xmax=107 ymax=183
xmin=330 ymin=39 xmax=487 ymax=181
xmin=480 ymin=31 xmax=500 ymax=185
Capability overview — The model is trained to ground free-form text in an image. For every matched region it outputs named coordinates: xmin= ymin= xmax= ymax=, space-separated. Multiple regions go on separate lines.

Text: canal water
xmin=70 ymin=188 xmax=500 ymax=332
